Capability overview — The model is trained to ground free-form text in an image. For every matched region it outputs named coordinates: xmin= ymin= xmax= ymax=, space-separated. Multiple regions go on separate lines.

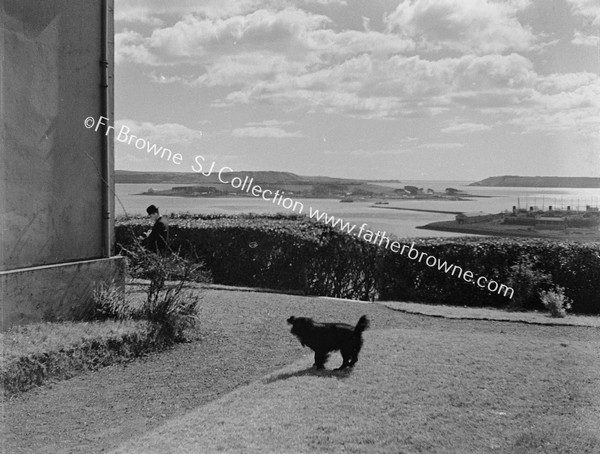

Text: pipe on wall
xmin=100 ymin=0 xmax=112 ymax=257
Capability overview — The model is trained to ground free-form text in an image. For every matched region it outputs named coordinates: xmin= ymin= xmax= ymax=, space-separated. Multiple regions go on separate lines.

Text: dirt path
xmin=3 ymin=289 xmax=599 ymax=453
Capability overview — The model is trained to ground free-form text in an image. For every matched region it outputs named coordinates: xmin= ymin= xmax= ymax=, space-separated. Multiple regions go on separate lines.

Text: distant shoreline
xmin=470 ymin=175 xmax=600 ymax=188
xmin=417 ymin=220 xmax=600 ymax=242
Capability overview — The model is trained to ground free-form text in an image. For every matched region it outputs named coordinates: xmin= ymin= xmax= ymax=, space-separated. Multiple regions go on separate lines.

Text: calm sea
xmin=115 ymin=182 xmax=600 ymax=239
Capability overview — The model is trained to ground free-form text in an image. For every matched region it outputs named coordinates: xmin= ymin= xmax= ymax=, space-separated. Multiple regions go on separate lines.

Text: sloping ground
xmin=381 ymin=300 xmax=600 ymax=327
xmin=109 ymin=327 xmax=600 ymax=454
xmin=3 ymin=289 xmax=600 ymax=453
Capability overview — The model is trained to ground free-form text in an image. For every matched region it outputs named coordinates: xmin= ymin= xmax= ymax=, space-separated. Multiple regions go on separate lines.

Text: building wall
xmin=0 ymin=0 xmax=121 ymax=330
xmin=1 ymin=0 xmax=114 ymax=271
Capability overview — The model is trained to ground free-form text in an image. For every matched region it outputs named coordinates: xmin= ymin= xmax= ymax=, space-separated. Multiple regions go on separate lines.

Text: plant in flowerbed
xmin=118 ymin=243 xmax=210 ymax=342
xmin=1 ymin=241 xmax=208 ymax=396
xmin=539 ymin=285 xmax=573 ymax=318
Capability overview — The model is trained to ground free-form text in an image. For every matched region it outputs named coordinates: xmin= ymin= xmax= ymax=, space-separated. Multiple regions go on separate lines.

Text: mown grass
xmin=110 ymin=324 xmax=600 ymax=454
xmin=1 ymin=320 xmax=164 ymax=395
xmin=4 ymin=288 xmax=600 ymax=453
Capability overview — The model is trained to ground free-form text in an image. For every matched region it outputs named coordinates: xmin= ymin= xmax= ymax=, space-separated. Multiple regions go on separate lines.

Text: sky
xmin=113 ymin=0 xmax=600 ymax=181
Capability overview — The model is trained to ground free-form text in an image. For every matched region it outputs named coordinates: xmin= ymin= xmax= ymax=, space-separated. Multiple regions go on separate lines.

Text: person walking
xmin=141 ymin=204 xmax=169 ymax=253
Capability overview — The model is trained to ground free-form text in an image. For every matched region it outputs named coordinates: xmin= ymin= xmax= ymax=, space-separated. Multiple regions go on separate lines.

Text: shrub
xmin=92 ymin=282 xmax=137 ymax=320
xmin=121 ymin=245 xmax=203 ymax=343
xmin=506 ymin=255 xmax=553 ymax=311
xmin=539 ymin=286 xmax=572 ymax=318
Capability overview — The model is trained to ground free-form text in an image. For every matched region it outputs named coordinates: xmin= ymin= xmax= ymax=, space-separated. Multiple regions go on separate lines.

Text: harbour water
xmin=115 ymin=182 xmax=600 ymax=240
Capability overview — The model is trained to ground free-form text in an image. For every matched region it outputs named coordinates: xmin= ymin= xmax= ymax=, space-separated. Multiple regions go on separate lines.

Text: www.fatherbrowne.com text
xmin=86 ymin=115 xmax=514 ymax=299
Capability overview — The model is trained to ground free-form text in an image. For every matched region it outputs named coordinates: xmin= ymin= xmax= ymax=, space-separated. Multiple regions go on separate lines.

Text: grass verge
xmin=1 ymin=320 xmax=166 ymax=396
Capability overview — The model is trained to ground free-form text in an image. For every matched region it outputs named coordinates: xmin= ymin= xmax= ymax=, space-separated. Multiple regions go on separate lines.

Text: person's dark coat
xmin=143 ymin=216 xmax=169 ymax=253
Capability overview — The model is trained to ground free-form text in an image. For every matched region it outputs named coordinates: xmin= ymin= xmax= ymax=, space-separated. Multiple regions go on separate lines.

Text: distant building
xmin=1 ymin=0 xmax=123 ymax=331
xmin=535 ymin=217 xmax=566 ymax=230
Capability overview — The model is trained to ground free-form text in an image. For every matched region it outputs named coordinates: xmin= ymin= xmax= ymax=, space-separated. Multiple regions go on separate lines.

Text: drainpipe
xmin=100 ymin=0 xmax=112 ymax=257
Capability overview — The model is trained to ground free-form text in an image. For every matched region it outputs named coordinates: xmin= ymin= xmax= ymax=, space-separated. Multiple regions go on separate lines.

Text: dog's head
xmin=287 ymin=316 xmax=314 ymax=343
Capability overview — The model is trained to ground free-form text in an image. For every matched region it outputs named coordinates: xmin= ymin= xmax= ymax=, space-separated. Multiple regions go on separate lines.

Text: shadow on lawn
xmin=264 ymin=366 xmax=353 ymax=384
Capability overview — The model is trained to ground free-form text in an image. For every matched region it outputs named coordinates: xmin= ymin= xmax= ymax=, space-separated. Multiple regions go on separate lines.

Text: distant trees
xmin=445 ymin=188 xmax=461 ymax=195
xmin=312 ymin=183 xmax=348 ymax=196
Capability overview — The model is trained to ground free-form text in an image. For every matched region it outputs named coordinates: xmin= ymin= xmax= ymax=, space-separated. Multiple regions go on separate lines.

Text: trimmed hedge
xmin=115 ymin=214 xmax=600 ymax=314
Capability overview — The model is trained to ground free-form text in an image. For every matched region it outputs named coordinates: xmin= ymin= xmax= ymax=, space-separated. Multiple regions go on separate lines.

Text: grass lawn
xmin=4 ymin=288 xmax=600 ymax=453
xmin=111 ymin=308 xmax=600 ymax=453
xmin=1 ymin=320 xmax=159 ymax=395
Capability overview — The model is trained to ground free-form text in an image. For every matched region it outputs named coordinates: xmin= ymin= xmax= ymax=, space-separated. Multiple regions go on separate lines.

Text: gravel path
xmin=3 ymin=288 xmax=599 ymax=454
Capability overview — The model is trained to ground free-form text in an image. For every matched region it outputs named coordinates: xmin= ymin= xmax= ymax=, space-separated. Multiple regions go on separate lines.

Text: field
xmin=3 ymin=287 xmax=600 ymax=453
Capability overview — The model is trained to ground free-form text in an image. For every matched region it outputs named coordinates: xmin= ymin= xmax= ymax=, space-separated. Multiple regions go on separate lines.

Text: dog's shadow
xmin=264 ymin=366 xmax=353 ymax=384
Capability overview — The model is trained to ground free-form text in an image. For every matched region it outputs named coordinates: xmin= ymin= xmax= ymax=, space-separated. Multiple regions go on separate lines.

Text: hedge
xmin=115 ymin=214 xmax=600 ymax=314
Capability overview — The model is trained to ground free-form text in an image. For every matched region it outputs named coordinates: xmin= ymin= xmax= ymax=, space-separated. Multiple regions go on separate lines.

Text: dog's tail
xmin=354 ymin=315 xmax=370 ymax=334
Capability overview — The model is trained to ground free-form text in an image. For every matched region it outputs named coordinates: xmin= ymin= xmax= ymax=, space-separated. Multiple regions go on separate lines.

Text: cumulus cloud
xmin=115 ymin=119 xmax=204 ymax=145
xmin=114 ymin=0 xmax=270 ymax=23
xmin=113 ymin=1 xmax=600 ymax=139
xmin=115 ymin=7 xmax=413 ymax=66
xmin=115 ymin=30 xmax=160 ymax=65
xmin=324 ymin=148 xmax=412 ymax=157
xmin=572 ymin=30 xmax=600 ymax=46
xmin=498 ymin=71 xmax=600 ymax=138
xmin=384 ymin=0 xmax=538 ymax=54
xmin=566 ymin=0 xmax=600 ymax=25
xmin=231 ymin=126 xmax=304 ymax=138
xmin=301 ymin=0 xmax=347 ymax=5
xmin=417 ymin=142 xmax=465 ymax=150
xmin=245 ymin=120 xmax=295 ymax=126
xmin=138 ymin=8 xmax=329 ymax=62
xmin=441 ymin=122 xmax=492 ymax=134
xmin=209 ymin=53 xmax=539 ymax=118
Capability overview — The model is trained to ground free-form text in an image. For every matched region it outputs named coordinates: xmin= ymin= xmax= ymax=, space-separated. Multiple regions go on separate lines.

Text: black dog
xmin=287 ymin=315 xmax=369 ymax=370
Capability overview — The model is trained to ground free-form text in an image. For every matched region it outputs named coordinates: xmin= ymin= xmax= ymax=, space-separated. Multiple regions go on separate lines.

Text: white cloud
xmin=301 ymin=0 xmax=347 ymax=5
xmin=146 ymin=8 xmax=330 ymax=60
xmin=500 ymin=71 xmax=600 ymax=138
xmin=566 ymin=0 xmax=600 ymax=25
xmin=231 ymin=126 xmax=304 ymax=138
xmin=193 ymin=53 xmax=310 ymax=87
xmin=572 ymin=30 xmax=600 ymax=46
xmin=115 ymin=30 xmax=160 ymax=65
xmin=115 ymin=7 xmax=413 ymax=67
xmin=115 ymin=119 xmax=204 ymax=145
xmin=417 ymin=142 xmax=465 ymax=150
xmin=210 ymin=53 xmax=539 ymax=118
xmin=114 ymin=0 xmax=270 ymax=23
xmin=325 ymin=148 xmax=411 ymax=157
xmin=441 ymin=122 xmax=492 ymax=134
xmin=245 ymin=120 xmax=295 ymax=126
xmin=384 ymin=0 xmax=538 ymax=54
xmin=114 ymin=1 xmax=600 ymax=141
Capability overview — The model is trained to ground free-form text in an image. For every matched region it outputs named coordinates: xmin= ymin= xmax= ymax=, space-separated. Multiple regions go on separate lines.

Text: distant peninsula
xmin=470 ymin=176 xmax=600 ymax=188
xmin=115 ymin=169 xmax=397 ymax=185
xmin=116 ymin=170 xmax=476 ymax=201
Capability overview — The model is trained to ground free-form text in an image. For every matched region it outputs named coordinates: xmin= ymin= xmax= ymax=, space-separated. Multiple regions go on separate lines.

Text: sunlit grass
xmin=111 ymin=326 xmax=600 ymax=453
xmin=1 ymin=320 xmax=155 ymax=394
xmin=1 ymin=320 xmax=146 ymax=363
